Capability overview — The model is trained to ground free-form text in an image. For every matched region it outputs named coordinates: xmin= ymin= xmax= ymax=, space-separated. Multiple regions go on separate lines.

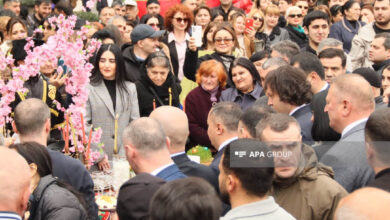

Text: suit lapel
xmin=94 ymin=81 xmax=115 ymax=117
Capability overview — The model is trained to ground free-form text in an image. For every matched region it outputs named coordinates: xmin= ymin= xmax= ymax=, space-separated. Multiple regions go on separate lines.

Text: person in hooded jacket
xmin=136 ymin=51 xmax=181 ymax=117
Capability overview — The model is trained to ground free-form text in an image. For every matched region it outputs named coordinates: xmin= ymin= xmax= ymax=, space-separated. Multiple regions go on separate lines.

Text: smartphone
xmin=245 ymin=18 xmax=254 ymax=34
xmin=191 ymin=25 xmax=203 ymax=47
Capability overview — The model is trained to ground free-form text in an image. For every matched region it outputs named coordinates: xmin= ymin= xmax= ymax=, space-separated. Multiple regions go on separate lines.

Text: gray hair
xmin=107 ymin=15 xmax=126 ymax=26
xmin=262 ymin=57 xmax=288 ymax=70
xmin=318 ymin=38 xmax=343 ymax=53
xmin=122 ymin=117 xmax=167 ymax=153
xmin=271 ymin=40 xmax=300 ymax=62
xmin=14 ymin=98 xmax=50 ymax=136
xmin=209 ymin=102 xmax=243 ymax=133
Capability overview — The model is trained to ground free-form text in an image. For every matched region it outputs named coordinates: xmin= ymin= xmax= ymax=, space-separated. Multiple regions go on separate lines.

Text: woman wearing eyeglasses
xmin=246 ymin=8 xmax=270 ymax=52
xmin=184 ymin=23 xmax=238 ymax=88
xmin=285 ymin=6 xmax=307 ymax=48
xmin=329 ymin=0 xmax=364 ymax=54
xmin=162 ymin=4 xmax=194 ymax=82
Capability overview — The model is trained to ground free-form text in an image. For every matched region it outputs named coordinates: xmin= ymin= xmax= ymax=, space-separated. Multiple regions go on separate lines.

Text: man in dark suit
xmin=207 ymin=102 xmax=242 ymax=174
xmin=123 ymin=117 xmax=187 ymax=181
xmin=321 ymin=74 xmax=375 ymax=192
xmin=264 ymin=65 xmax=314 ymax=142
xmin=150 ymin=106 xmax=218 ymax=189
xmin=12 ymin=98 xmax=98 ymax=219
xmin=365 ymin=108 xmax=390 ymax=192
xmin=117 ymin=173 xmax=165 ymax=220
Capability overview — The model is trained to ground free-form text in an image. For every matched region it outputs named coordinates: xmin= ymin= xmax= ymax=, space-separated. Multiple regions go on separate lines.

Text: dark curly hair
xmin=164 ymin=4 xmax=194 ymax=32
xmin=264 ymin=65 xmax=312 ymax=106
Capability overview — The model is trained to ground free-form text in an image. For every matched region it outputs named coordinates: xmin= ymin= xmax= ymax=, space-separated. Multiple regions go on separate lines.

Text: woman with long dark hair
xmin=86 ymin=44 xmax=139 ymax=171
xmin=329 ymin=0 xmax=364 ymax=53
xmin=136 ymin=51 xmax=181 ymax=117
xmin=10 ymin=142 xmax=89 ymax=220
xmin=220 ymin=57 xmax=263 ymax=110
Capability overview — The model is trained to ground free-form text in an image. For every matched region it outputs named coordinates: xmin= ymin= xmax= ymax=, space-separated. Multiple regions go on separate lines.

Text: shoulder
xmin=124 ymin=81 xmax=136 ymax=91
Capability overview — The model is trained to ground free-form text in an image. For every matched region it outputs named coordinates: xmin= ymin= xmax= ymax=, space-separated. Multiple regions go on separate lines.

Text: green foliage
xmin=75 ymin=11 xmax=99 ymax=22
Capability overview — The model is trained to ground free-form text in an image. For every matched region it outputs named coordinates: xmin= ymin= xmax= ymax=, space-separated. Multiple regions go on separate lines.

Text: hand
xmin=245 ymin=27 xmax=256 ymax=40
xmin=49 ymin=71 xmax=66 ymax=89
xmin=98 ymin=157 xmax=111 ymax=171
xmin=188 ymin=36 xmax=197 ymax=52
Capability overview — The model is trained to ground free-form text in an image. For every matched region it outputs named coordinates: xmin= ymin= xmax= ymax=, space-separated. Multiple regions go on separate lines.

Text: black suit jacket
xmin=291 ymin=104 xmax=314 ymax=143
xmin=172 ymin=153 xmax=218 ymax=190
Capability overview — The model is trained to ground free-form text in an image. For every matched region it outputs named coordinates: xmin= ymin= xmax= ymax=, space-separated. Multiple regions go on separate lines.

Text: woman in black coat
xmin=136 ymin=51 xmax=181 ymax=117
xmin=284 ymin=6 xmax=307 ymax=48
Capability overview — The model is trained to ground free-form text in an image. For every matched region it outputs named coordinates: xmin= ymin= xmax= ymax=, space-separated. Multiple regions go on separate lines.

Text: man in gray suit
xmin=321 ymin=74 xmax=376 ymax=192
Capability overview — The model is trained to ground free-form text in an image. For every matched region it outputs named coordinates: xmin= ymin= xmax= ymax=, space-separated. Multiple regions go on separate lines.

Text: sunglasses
xmin=215 ymin=38 xmax=233 ymax=43
xmin=174 ymin=17 xmax=189 ymax=23
xmin=288 ymin=14 xmax=303 ymax=18
xmin=298 ymin=6 xmax=309 ymax=9
xmin=252 ymin=16 xmax=264 ymax=22
xmin=148 ymin=23 xmax=159 ymax=27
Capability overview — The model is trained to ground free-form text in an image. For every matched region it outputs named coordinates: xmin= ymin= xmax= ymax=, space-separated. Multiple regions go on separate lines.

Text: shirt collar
xmin=0 ymin=212 xmax=22 ymax=220
xmin=219 ymin=137 xmax=238 ymax=152
xmin=168 ymin=32 xmax=190 ymax=43
xmin=319 ymin=83 xmax=329 ymax=92
xmin=170 ymin=152 xmax=186 ymax=158
xmin=341 ymin=118 xmax=368 ymax=138
xmin=289 ymin=103 xmax=308 ymax=116
xmin=150 ymin=162 xmax=175 ymax=176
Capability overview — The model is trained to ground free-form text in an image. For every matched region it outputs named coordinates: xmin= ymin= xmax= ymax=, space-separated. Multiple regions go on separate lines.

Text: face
xmin=333 ymin=11 xmax=344 ymax=23
xmin=382 ymin=68 xmax=390 ymax=91
xmin=287 ymin=8 xmax=303 ymax=27
xmin=125 ymin=5 xmax=138 ymax=21
xmin=374 ymin=0 xmax=390 ymax=26
xmin=206 ymin=26 xmax=217 ymax=43
xmin=320 ymin=57 xmax=345 ymax=84
xmin=40 ymin=60 xmax=56 ymax=77
xmin=369 ymin=37 xmax=390 ymax=63
xmin=139 ymin=37 xmax=160 ymax=54
xmin=266 ymin=87 xmax=291 ymax=113
xmin=279 ymin=0 xmax=290 ymax=13
xmin=195 ymin=8 xmax=211 ymax=27
xmin=147 ymin=65 xmax=169 ymax=86
xmin=295 ymin=1 xmax=309 ymax=16
xmin=100 ymin=8 xmax=115 ymax=25
xmin=201 ymin=72 xmax=219 ymax=91
xmin=260 ymin=0 xmax=271 ymax=11
xmin=146 ymin=17 xmax=160 ymax=31
xmin=146 ymin=3 xmax=160 ymax=15
xmin=260 ymin=65 xmax=278 ymax=88
xmin=214 ymin=29 xmax=234 ymax=54
xmin=261 ymin=124 xmax=302 ymax=179
xmin=324 ymin=86 xmax=343 ymax=133
xmin=172 ymin=12 xmax=189 ymax=32
xmin=36 ymin=3 xmax=52 ymax=19
xmin=361 ymin=8 xmax=375 ymax=23
xmin=113 ymin=18 xmax=126 ymax=38
xmin=345 ymin=3 xmax=361 ymax=21
xmin=213 ymin=15 xmax=224 ymax=23
xmin=113 ymin=5 xmax=126 ymax=16
xmin=10 ymin=23 xmax=27 ymax=40
xmin=184 ymin=0 xmax=198 ymax=11
xmin=264 ymin=13 xmax=279 ymax=29
xmin=329 ymin=0 xmax=344 ymax=8
xmin=307 ymin=19 xmax=329 ymax=46
xmin=233 ymin=16 xmax=245 ymax=35
xmin=251 ymin=13 xmax=264 ymax=30
xmin=43 ymin=20 xmax=56 ymax=41
xmin=99 ymin=51 xmax=116 ymax=80
xmin=5 ymin=1 xmax=20 ymax=16
xmin=232 ymin=65 xmax=254 ymax=94
xmin=220 ymin=0 xmax=233 ymax=7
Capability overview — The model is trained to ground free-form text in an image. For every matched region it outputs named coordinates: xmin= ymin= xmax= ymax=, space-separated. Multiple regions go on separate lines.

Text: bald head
xmin=0 ymin=147 xmax=31 ymax=216
xmin=149 ymin=106 xmax=189 ymax=151
xmin=335 ymin=187 xmax=390 ymax=220
xmin=332 ymin=74 xmax=375 ymax=113
xmin=14 ymin=98 xmax=50 ymax=136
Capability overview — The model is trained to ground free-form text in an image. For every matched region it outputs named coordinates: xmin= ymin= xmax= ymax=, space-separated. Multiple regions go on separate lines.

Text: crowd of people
xmin=1 ymin=0 xmax=390 ymax=219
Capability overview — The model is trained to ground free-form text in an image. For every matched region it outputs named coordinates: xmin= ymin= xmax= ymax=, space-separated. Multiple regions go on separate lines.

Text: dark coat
xmin=29 ymin=175 xmax=88 ymax=220
xmin=185 ymin=86 xmax=222 ymax=149
xmin=220 ymin=82 xmax=263 ymax=110
xmin=122 ymin=44 xmax=144 ymax=82
xmin=156 ymin=164 xmax=187 ymax=181
xmin=172 ymin=153 xmax=218 ymax=190
xmin=367 ymin=168 xmax=390 ymax=192
xmin=285 ymin=25 xmax=308 ymax=48
xmin=135 ymin=67 xmax=181 ymax=117
xmin=329 ymin=18 xmax=365 ymax=53
xmin=117 ymin=173 xmax=165 ymax=220
xmin=290 ymin=104 xmax=314 ymax=143
xmin=301 ymin=44 xmax=317 ymax=55
xmin=48 ymin=150 xmax=98 ymax=219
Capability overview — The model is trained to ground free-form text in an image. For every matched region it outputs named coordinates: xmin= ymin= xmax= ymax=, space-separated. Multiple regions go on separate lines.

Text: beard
xmin=219 ymin=188 xmax=230 ymax=205
xmin=377 ymin=20 xmax=390 ymax=26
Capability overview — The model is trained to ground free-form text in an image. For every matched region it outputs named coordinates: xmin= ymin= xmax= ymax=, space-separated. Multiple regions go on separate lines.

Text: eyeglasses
xmin=215 ymin=38 xmax=233 ymax=44
xmin=148 ymin=23 xmax=159 ymax=27
xmin=297 ymin=6 xmax=309 ymax=9
xmin=174 ymin=17 xmax=189 ymax=23
xmin=252 ymin=16 xmax=264 ymax=22
xmin=288 ymin=14 xmax=303 ymax=18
